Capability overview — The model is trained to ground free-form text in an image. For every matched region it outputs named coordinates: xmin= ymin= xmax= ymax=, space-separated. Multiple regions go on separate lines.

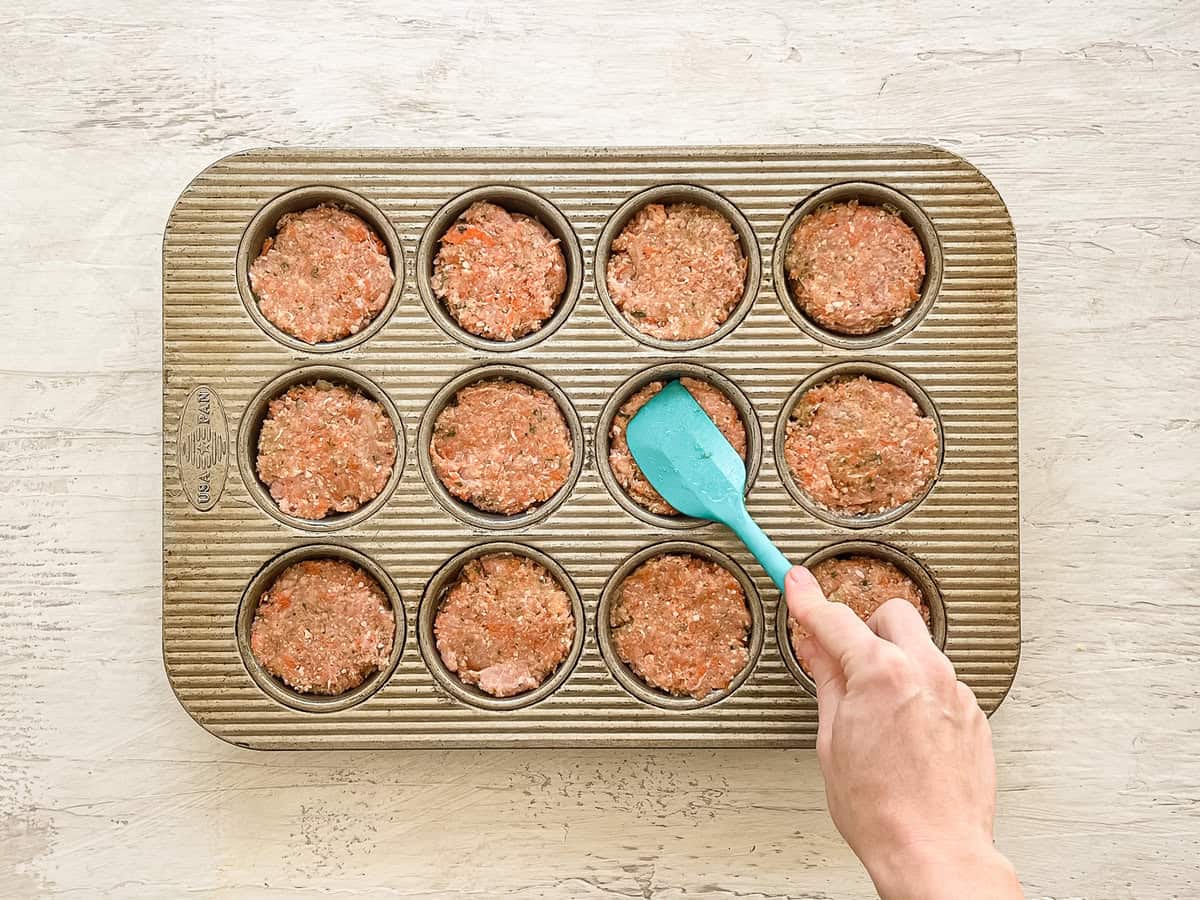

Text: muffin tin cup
xmin=594 ymin=362 xmax=763 ymax=530
xmin=236 ymin=543 xmax=407 ymax=714
xmin=237 ymin=364 xmax=406 ymax=532
xmin=772 ymin=181 xmax=943 ymax=350
xmin=777 ymin=540 xmax=947 ymax=697
xmin=594 ymin=184 xmax=762 ymax=351
xmin=596 ymin=541 xmax=765 ymax=711
xmin=417 ymin=364 xmax=585 ymax=530
xmin=416 ymin=185 xmax=585 ymax=352
xmin=418 ymin=542 xmax=587 ymax=712
xmin=773 ymin=360 xmax=945 ymax=530
xmin=236 ymin=185 xmax=405 ymax=352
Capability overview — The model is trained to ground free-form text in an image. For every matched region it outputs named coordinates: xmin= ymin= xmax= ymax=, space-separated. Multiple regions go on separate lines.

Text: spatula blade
xmin=625 ymin=379 xmax=747 ymax=521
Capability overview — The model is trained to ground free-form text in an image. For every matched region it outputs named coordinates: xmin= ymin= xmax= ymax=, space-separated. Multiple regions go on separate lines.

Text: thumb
xmin=784 ymin=565 xmax=876 ymax=674
xmin=784 ymin=565 xmax=827 ymax=619
xmin=785 ymin=567 xmax=843 ymax=698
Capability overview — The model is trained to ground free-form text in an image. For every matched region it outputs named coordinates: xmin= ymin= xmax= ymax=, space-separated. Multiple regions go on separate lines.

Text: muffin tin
xmin=163 ymin=146 xmax=1020 ymax=749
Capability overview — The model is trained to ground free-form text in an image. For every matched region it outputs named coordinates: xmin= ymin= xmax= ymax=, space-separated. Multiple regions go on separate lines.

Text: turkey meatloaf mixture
xmin=789 ymin=555 xmax=930 ymax=667
xmin=784 ymin=200 xmax=926 ymax=336
xmin=250 ymin=558 xmax=395 ymax=695
xmin=430 ymin=379 xmax=574 ymax=515
xmin=432 ymin=200 xmax=568 ymax=341
xmin=248 ymin=204 xmax=395 ymax=343
xmin=784 ymin=375 xmax=938 ymax=516
xmin=609 ymin=377 xmax=747 ymax=516
xmin=606 ymin=202 xmax=747 ymax=341
xmin=610 ymin=553 xmax=750 ymax=700
xmin=434 ymin=552 xmax=575 ymax=698
xmin=256 ymin=381 xmax=397 ymax=520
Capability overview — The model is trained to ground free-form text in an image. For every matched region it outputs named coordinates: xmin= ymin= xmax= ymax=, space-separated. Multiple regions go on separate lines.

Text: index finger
xmin=785 ymin=567 xmax=878 ymax=671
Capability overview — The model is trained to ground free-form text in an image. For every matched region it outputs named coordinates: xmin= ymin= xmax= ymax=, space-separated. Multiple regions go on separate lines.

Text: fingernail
xmin=787 ymin=566 xmax=818 ymax=592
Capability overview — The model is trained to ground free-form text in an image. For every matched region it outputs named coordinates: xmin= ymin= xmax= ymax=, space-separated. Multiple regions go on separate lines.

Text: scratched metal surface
xmin=162 ymin=145 xmax=1019 ymax=749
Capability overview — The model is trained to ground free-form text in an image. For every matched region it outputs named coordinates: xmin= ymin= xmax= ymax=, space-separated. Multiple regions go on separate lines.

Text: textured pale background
xmin=1 ymin=1 xmax=1197 ymax=898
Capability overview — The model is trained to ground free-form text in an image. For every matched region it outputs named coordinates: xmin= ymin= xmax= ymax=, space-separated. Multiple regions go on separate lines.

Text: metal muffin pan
xmin=163 ymin=146 xmax=1020 ymax=749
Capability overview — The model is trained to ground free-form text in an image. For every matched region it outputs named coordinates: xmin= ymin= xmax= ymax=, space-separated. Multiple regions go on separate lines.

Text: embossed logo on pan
xmin=177 ymin=385 xmax=229 ymax=511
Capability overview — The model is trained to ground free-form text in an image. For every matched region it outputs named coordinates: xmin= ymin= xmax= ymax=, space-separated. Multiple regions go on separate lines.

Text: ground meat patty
xmin=789 ymin=555 xmax=929 ymax=667
xmin=610 ymin=553 xmax=750 ymax=700
xmin=434 ymin=553 xmax=575 ymax=698
xmin=606 ymin=202 xmax=748 ymax=341
xmin=432 ymin=201 xmax=567 ymax=341
xmin=430 ymin=379 xmax=573 ymax=515
xmin=256 ymin=381 xmax=397 ymax=520
xmin=249 ymin=204 xmax=395 ymax=344
xmin=784 ymin=200 xmax=925 ymax=335
xmin=784 ymin=375 xmax=938 ymax=516
xmin=609 ymin=377 xmax=747 ymax=516
xmin=250 ymin=559 xmax=395 ymax=695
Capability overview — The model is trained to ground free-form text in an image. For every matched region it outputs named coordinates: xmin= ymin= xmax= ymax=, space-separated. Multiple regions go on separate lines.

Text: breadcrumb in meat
xmin=611 ymin=553 xmax=750 ymax=700
xmin=784 ymin=200 xmax=925 ymax=336
xmin=430 ymin=379 xmax=574 ymax=515
xmin=784 ymin=375 xmax=938 ymax=516
xmin=606 ymin=202 xmax=748 ymax=341
xmin=249 ymin=204 xmax=395 ymax=344
xmin=609 ymin=377 xmax=747 ymax=515
xmin=434 ymin=553 xmax=575 ymax=698
xmin=432 ymin=201 xmax=567 ymax=341
xmin=256 ymin=381 xmax=397 ymax=520
xmin=789 ymin=555 xmax=929 ymax=669
xmin=250 ymin=559 xmax=395 ymax=695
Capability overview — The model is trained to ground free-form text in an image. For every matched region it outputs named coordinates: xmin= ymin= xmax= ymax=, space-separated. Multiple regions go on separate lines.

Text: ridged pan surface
xmin=163 ymin=146 xmax=1019 ymax=749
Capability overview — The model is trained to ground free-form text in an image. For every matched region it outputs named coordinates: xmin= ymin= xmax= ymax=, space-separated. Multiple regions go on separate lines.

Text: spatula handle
xmin=727 ymin=510 xmax=793 ymax=592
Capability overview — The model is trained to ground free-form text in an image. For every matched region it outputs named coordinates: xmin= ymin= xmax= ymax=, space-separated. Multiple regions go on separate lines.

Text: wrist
xmin=866 ymin=838 xmax=1021 ymax=900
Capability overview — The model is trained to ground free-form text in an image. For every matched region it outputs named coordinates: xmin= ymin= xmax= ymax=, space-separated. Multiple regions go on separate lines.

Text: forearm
xmin=866 ymin=842 xmax=1023 ymax=900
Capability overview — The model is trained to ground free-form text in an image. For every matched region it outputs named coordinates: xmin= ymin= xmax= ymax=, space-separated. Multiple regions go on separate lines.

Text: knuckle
xmin=864 ymin=644 xmax=913 ymax=687
xmin=928 ymin=651 xmax=958 ymax=686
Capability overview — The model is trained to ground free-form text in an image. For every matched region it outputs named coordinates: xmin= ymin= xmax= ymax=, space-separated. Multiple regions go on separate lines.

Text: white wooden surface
xmin=2 ymin=2 xmax=1198 ymax=897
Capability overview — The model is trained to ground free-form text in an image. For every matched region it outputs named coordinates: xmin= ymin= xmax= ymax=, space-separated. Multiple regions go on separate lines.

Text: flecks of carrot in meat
xmin=443 ymin=226 xmax=496 ymax=247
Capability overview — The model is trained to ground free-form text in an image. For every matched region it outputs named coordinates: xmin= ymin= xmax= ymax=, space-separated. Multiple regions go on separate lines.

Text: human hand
xmin=785 ymin=566 xmax=1022 ymax=900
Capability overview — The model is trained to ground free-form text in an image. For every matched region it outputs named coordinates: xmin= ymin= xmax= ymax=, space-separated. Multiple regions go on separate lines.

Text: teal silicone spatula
xmin=626 ymin=379 xmax=793 ymax=590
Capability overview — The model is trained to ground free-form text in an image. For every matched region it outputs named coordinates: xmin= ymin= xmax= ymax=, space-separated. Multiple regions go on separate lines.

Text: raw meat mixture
xmin=432 ymin=200 xmax=567 ymax=341
xmin=610 ymin=553 xmax=750 ymax=700
xmin=608 ymin=377 xmax=746 ymax=515
xmin=606 ymin=202 xmax=747 ymax=341
xmin=430 ymin=379 xmax=574 ymax=515
xmin=789 ymin=554 xmax=929 ymax=668
xmin=249 ymin=204 xmax=395 ymax=343
xmin=434 ymin=552 xmax=575 ymax=698
xmin=256 ymin=381 xmax=397 ymax=520
xmin=784 ymin=200 xmax=925 ymax=336
xmin=784 ymin=375 xmax=938 ymax=516
xmin=250 ymin=558 xmax=395 ymax=695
